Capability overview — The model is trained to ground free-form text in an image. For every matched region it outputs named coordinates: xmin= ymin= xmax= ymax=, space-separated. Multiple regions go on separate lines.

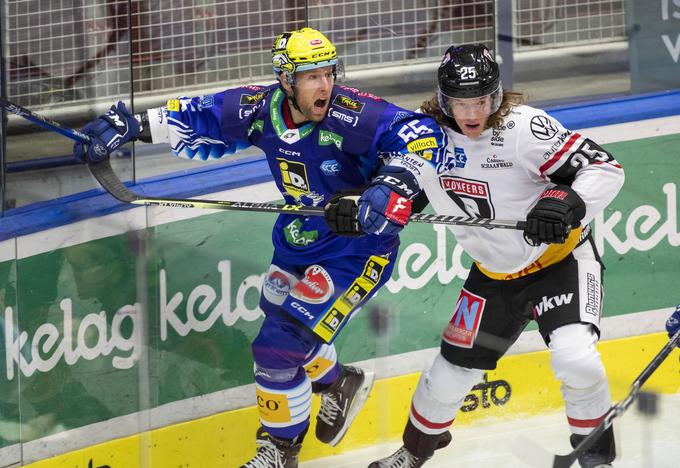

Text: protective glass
xmin=288 ymin=65 xmax=338 ymax=90
xmin=438 ymin=84 xmax=503 ymax=119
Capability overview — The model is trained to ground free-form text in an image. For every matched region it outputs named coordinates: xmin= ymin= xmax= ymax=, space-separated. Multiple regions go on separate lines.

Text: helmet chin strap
xmin=287 ymin=89 xmax=304 ymax=114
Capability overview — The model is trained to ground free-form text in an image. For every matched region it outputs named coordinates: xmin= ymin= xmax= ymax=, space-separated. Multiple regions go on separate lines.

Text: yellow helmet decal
xmin=272 ymin=27 xmax=337 ymax=75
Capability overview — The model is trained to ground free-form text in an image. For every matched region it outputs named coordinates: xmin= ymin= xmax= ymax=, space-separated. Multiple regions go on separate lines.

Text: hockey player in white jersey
xmin=365 ymin=44 xmax=625 ymax=468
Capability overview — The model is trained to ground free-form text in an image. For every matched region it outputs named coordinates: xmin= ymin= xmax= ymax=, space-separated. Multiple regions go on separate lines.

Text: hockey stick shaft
xmin=1 ymin=96 xmax=93 ymax=144
xmin=2 ymin=97 xmax=527 ymax=230
xmin=553 ymin=329 xmax=680 ymax=468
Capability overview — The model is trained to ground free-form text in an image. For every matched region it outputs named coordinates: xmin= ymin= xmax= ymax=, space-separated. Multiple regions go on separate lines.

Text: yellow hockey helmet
xmin=271 ymin=27 xmax=337 ymax=75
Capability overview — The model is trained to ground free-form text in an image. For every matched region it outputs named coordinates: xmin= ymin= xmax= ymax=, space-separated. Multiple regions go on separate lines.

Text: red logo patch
xmin=310 ymin=39 xmax=323 ymax=46
xmin=290 ymin=265 xmax=334 ymax=304
xmin=443 ymin=288 xmax=486 ymax=348
xmin=385 ymin=193 xmax=412 ymax=225
xmin=540 ymin=189 xmax=568 ymax=200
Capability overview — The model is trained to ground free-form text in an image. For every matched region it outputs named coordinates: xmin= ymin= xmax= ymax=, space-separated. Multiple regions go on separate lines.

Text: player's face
xmin=448 ymin=96 xmax=492 ymax=139
xmin=289 ymin=66 xmax=335 ymax=122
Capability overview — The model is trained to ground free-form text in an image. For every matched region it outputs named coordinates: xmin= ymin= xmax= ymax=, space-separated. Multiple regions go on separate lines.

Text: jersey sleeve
xmin=373 ymin=104 xmax=446 ymax=182
xmin=517 ymin=109 xmax=625 ymax=225
xmin=163 ymin=91 xmax=253 ymax=161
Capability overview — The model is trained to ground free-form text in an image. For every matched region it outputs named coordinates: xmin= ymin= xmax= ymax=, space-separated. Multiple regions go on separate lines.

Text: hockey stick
xmin=511 ymin=330 xmax=680 ymax=468
xmin=1 ymin=97 xmax=527 ymax=230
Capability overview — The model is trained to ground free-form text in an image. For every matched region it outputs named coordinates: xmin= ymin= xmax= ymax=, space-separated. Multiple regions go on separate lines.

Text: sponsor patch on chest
xmin=439 ymin=176 xmax=495 ymax=218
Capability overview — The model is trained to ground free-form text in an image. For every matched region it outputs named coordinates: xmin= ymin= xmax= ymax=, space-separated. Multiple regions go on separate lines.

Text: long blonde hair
xmin=421 ymin=90 xmax=526 ymax=130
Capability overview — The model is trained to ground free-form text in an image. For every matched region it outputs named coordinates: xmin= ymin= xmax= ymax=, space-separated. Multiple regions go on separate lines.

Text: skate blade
xmin=328 ymin=371 xmax=376 ymax=447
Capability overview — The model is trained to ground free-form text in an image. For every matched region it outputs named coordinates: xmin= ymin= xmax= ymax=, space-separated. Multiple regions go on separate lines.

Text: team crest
xmin=439 ymin=176 xmax=495 ymax=218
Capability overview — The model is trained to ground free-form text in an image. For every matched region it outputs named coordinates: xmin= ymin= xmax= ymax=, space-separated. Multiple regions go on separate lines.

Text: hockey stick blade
xmin=88 ymin=160 xmax=326 ymax=215
xmin=2 ymin=96 xmax=526 ymax=230
xmin=512 ymin=330 xmax=680 ymax=468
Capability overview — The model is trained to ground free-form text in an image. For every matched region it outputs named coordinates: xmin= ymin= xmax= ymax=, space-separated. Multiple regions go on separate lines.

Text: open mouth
xmin=314 ymin=98 xmax=328 ymax=110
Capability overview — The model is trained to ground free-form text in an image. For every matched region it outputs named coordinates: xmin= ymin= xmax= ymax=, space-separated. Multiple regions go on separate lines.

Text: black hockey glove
xmin=324 ymin=188 xmax=366 ymax=237
xmin=524 ymin=185 xmax=586 ymax=246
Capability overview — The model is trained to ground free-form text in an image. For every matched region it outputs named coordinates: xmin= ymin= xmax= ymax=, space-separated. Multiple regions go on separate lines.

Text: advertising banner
xmin=627 ymin=0 xmax=680 ymax=93
xmin=0 ymin=134 xmax=679 ymax=451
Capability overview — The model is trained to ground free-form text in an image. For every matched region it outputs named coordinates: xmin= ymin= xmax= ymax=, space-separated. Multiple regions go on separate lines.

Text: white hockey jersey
xmin=391 ymin=104 xmax=625 ymax=278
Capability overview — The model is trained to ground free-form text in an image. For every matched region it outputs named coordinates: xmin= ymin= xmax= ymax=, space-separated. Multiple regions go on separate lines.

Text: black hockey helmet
xmin=437 ymin=44 xmax=503 ymax=117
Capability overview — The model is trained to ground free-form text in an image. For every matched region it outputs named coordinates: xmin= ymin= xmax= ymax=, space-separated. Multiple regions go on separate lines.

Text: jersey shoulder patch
xmin=220 ymin=83 xmax=277 ymax=139
xmin=322 ymin=85 xmax=390 ymax=154
xmin=379 ymin=109 xmax=445 ymax=167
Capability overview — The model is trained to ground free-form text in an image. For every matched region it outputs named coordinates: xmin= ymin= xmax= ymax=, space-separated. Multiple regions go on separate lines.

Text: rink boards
xmin=20 ymin=331 xmax=680 ymax=467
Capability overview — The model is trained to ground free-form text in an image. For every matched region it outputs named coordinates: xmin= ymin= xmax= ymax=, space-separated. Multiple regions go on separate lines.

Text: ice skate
xmin=239 ymin=427 xmax=302 ymax=468
xmin=368 ymin=431 xmax=452 ymax=467
xmin=315 ymin=365 xmax=375 ymax=446
xmin=569 ymin=425 xmax=615 ymax=468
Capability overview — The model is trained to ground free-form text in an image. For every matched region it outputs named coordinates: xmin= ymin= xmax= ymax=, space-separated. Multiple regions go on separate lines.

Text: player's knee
xmin=251 ymin=314 xmax=318 ymax=369
xmin=550 ymin=323 xmax=606 ymax=389
xmin=410 ymin=354 xmax=483 ymax=431
xmin=251 ymin=332 xmax=305 ymax=373
xmin=418 ymin=354 xmax=483 ymax=404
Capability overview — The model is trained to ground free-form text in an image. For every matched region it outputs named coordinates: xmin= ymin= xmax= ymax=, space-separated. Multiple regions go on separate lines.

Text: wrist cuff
xmin=147 ymin=107 xmax=170 ymax=144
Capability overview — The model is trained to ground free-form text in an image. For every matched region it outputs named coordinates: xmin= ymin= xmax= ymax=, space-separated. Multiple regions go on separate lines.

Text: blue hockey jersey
xmin=163 ymin=83 xmax=445 ymax=264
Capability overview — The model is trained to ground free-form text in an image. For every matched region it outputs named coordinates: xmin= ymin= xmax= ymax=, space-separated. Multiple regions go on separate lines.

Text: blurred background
xmin=1 ymin=2 xmax=679 ymax=467
xmin=3 ymin=0 xmax=673 ymax=210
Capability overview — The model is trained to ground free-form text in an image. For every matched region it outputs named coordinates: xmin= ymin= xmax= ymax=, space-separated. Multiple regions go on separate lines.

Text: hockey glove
xmin=358 ymin=165 xmax=419 ymax=236
xmin=666 ymin=304 xmax=680 ymax=346
xmin=324 ymin=188 xmax=365 ymax=237
xmin=524 ymin=184 xmax=586 ymax=246
xmin=73 ymin=101 xmax=140 ymax=163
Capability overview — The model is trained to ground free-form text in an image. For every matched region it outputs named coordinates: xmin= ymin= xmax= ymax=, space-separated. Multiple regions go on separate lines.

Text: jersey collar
xmin=270 ymin=88 xmax=317 ymax=144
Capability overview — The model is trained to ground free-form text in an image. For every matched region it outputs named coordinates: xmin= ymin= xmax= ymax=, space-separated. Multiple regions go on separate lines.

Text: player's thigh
xmin=440 ymin=264 xmax=528 ymax=370
xmin=532 ymin=242 xmax=603 ymax=344
xmin=273 ymin=249 xmax=397 ymax=344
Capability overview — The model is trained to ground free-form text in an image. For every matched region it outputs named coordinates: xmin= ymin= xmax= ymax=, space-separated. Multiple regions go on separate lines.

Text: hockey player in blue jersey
xmin=73 ymin=27 xmax=444 ymax=468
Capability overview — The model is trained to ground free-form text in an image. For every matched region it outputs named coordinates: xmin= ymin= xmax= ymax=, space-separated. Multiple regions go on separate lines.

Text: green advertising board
xmin=0 ymin=134 xmax=679 ymax=454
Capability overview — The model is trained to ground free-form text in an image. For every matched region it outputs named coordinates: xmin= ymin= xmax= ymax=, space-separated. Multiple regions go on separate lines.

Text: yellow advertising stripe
xmin=24 ymin=333 xmax=679 ymax=467
xmin=313 ymin=255 xmax=390 ymax=342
